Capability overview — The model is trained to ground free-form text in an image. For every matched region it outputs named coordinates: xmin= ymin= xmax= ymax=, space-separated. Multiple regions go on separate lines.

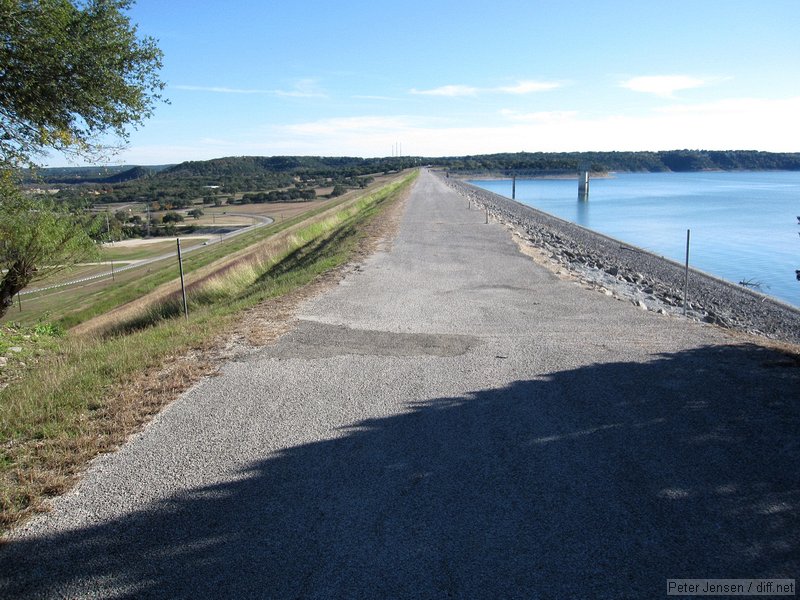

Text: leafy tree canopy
xmin=0 ymin=0 xmax=165 ymax=167
xmin=0 ymin=177 xmax=99 ymax=313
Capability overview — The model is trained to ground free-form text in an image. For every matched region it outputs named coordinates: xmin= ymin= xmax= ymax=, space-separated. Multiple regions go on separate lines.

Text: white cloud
xmin=500 ymin=109 xmax=578 ymax=123
xmin=410 ymin=80 xmax=561 ymax=97
xmin=172 ymin=79 xmax=327 ymax=98
xmin=280 ymin=115 xmax=419 ymax=136
xmin=106 ymin=95 xmax=800 ymax=165
xmin=267 ymin=95 xmax=800 ymax=156
xmin=620 ymin=75 xmax=709 ymax=97
xmin=496 ymin=80 xmax=562 ymax=94
xmin=410 ymin=85 xmax=480 ymax=97
xmin=273 ymin=79 xmax=327 ymax=98
xmin=172 ymin=85 xmax=274 ymax=94
xmin=655 ymin=96 xmax=786 ymax=115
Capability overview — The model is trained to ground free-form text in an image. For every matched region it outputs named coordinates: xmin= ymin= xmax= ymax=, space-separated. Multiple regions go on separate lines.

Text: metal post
xmin=177 ymin=238 xmax=189 ymax=319
xmin=512 ymin=176 xmax=516 ymax=200
xmin=683 ymin=229 xmax=691 ymax=315
xmin=485 ymin=208 xmax=488 ymax=224
xmin=110 ymin=257 xmax=115 ymax=281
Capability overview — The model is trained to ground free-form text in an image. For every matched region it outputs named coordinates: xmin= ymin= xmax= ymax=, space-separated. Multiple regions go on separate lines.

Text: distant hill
xmin=99 ymin=166 xmax=157 ymax=183
xmin=163 ymin=155 xmax=414 ymax=179
xmin=162 ymin=151 xmax=800 ymax=179
xmin=28 ymin=150 xmax=800 ymax=187
xmin=26 ymin=164 xmax=172 ymax=184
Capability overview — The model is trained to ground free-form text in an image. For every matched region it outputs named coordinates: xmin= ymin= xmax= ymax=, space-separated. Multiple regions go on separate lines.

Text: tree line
xmin=434 ymin=150 xmax=800 ymax=174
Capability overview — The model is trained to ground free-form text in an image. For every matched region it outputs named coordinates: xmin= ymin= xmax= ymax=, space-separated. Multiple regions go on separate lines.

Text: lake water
xmin=470 ymin=172 xmax=800 ymax=308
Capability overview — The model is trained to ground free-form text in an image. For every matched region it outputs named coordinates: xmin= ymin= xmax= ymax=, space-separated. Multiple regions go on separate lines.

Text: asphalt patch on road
xmin=258 ymin=320 xmax=479 ymax=359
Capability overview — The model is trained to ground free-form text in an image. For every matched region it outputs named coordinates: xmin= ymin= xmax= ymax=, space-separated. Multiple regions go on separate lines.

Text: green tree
xmin=188 ymin=208 xmax=204 ymax=219
xmin=0 ymin=180 xmax=100 ymax=313
xmin=0 ymin=0 xmax=166 ymax=166
xmin=161 ymin=211 xmax=183 ymax=223
xmin=329 ymin=184 xmax=347 ymax=198
xmin=0 ymin=0 xmax=164 ymax=317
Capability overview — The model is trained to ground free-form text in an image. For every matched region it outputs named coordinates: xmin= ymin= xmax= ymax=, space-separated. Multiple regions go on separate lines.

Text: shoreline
xmin=440 ymin=174 xmax=800 ymax=346
xmin=453 ymin=172 xmax=614 ymax=181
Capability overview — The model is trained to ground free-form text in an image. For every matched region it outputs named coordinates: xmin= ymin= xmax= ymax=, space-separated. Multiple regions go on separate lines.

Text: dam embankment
xmin=441 ymin=174 xmax=800 ymax=345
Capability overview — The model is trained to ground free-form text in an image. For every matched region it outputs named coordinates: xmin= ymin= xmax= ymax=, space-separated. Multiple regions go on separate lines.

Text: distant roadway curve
xmin=20 ymin=213 xmax=273 ymax=296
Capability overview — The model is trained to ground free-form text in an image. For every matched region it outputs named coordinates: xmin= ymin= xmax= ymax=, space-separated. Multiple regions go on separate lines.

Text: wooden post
xmin=177 ymin=238 xmax=189 ymax=319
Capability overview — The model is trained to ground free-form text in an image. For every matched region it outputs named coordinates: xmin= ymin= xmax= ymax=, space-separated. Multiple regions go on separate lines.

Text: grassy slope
xmin=8 ymin=184 xmax=388 ymax=329
xmin=0 ymin=171 xmax=417 ymax=532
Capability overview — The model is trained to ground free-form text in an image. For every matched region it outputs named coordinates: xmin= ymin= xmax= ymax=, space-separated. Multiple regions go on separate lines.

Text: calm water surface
xmin=470 ymin=172 xmax=800 ymax=307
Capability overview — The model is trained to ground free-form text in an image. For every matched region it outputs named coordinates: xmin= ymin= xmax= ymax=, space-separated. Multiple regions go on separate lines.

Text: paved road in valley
xmin=21 ymin=213 xmax=274 ymax=295
xmin=2 ymin=170 xmax=798 ymax=598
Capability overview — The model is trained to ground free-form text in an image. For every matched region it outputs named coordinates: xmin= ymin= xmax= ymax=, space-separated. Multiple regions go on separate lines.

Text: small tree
xmin=188 ymin=208 xmax=204 ymax=219
xmin=161 ymin=211 xmax=184 ymax=223
xmin=329 ymin=184 xmax=347 ymax=198
xmin=0 ymin=180 xmax=99 ymax=315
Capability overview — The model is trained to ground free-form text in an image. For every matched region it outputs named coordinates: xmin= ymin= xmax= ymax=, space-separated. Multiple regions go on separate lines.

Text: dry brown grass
xmin=0 ymin=326 xmax=222 ymax=531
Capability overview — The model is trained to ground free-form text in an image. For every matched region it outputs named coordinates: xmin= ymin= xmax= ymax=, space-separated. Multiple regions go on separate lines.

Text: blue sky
xmin=53 ymin=0 xmax=800 ymax=165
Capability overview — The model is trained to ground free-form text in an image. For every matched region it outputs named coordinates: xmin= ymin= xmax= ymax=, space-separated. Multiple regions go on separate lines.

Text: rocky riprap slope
xmin=440 ymin=174 xmax=800 ymax=345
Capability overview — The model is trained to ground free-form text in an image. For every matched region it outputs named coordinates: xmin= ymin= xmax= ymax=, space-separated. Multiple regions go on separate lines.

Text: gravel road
xmin=2 ymin=169 xmax=798 ymax=598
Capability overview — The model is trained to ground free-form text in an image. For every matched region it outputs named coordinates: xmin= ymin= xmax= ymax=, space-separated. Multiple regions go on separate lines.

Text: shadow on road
xmin=2 ymin=344 xmax=798 ymax=598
